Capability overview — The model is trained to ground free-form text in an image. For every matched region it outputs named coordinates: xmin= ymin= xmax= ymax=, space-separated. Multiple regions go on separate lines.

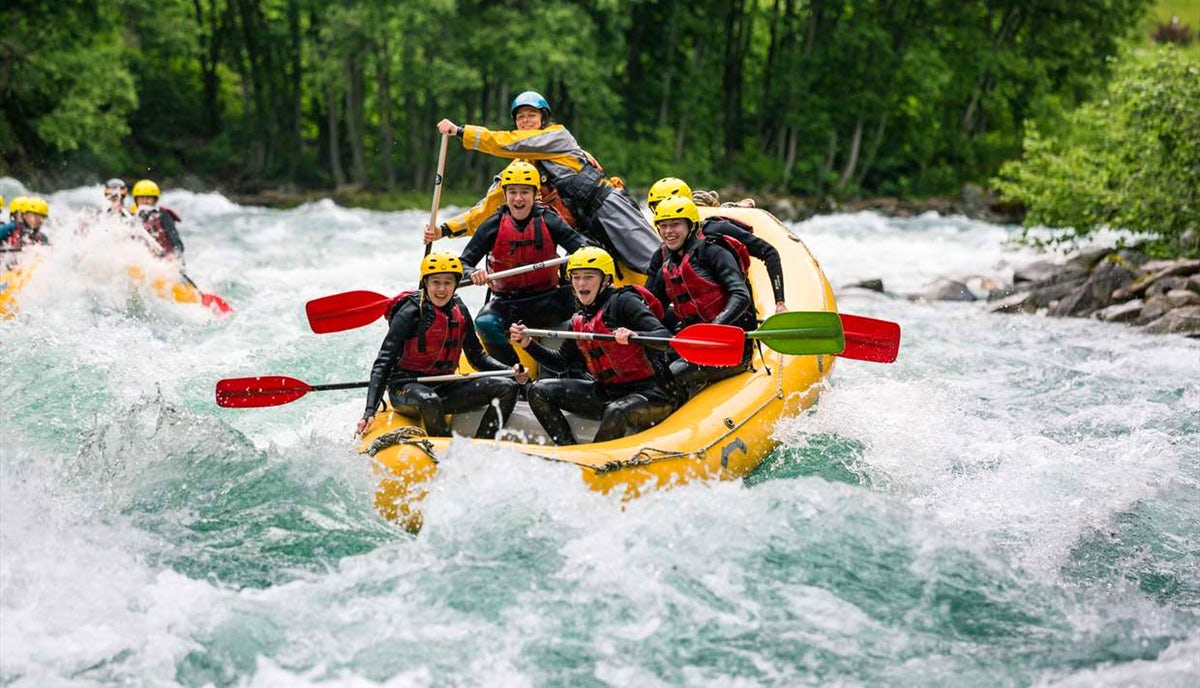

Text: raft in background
xmin=359 ymin=206 xmax=839 ymax=531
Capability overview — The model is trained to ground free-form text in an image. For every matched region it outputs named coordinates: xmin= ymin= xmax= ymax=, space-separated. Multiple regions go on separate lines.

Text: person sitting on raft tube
xmin=424 ymin=90 xmax=661 ymax=274
xmin=647 ymin=177 xmax=787 ymax=315
xmin=1 ymin=196 xmax=51 ymax=250
xmin=509 ymin=247 xmax=679 ymax=446
xmin=357 ymin=253 xmax=528 ymax=439
xmin=458 ymin=159 xmax=592 ymax=367
xmin=646 ymin=195 xmax=756 ymax=396
xmin=131 ymin=179 xmax=185 ymax=259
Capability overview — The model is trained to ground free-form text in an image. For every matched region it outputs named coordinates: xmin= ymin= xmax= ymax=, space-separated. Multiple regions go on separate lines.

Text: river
xmin=2 ymin=183 xmax=1197 ymax=686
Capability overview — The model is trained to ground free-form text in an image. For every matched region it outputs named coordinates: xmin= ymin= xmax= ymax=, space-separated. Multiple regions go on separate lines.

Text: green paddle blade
xmin=747 ymin=311 xmax=845 ymax=355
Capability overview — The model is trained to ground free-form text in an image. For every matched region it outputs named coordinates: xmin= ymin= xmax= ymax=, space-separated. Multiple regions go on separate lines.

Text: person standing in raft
xmin=357 ymin=253 xmax=527 ymax=439
xmin=424 ymin=90 xmax=660 ymax=273
xmin=646 ymin=195 xmax=756 ymax=396
xmin=509 ymin=247 xmax=679 ymax=446
xmin=647 ymin=177 xmax=787 ymax=314
xmin=131 ymin=179 xmax=185 ymax=259
xmin=458 ymin=159 xmax=592 ymax=367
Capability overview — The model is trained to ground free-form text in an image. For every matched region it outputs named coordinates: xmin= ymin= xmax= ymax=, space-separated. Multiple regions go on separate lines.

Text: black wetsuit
xmin=460 ymin=205 xmax=592 ymax=365
xmin=699 ymin=217 xmax=786 ymax=304
xmin=523 ymin=287 xmax=678 ymax=445
xmin=139 ymin=207 xmax=185 ymax=257
xmin=645 ymin=232 xmax=756 ymax=395
xmin=364 ymin=294 xmax=518 ymax=438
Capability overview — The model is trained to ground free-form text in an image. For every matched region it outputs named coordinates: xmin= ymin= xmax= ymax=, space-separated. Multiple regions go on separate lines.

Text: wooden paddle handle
xmin=425 ymin=133 xmax=450 ymax=256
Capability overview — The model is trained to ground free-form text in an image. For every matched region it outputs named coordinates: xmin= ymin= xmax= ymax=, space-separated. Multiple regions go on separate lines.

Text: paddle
xmin=425 ymin=133 xmax=450 ymax=257
xmin=746 ymin=311 xmax=845 ymax=356
xmin=181 ymin=271 xmax=234 ymax=316
xmin=305 ymin=256 xmax=571 ymax=334
xmin=748 ymin=312 xmax=901 ymax=363
xmin=215 ymin=369 xmax=516 ymax=408
xmin=522 ymin=322 xmax=746 ymax=367
xmin=838 ymin=313 xmax=901 ymax=363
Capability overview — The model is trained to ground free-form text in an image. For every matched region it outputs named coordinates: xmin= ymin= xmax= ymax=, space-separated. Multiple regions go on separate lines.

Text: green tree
xmin=996 ymin=46 xmax=1200 ymax=257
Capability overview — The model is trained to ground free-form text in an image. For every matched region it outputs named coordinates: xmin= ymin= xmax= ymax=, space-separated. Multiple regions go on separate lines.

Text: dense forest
xmin=0 ymin=0 xmax=1177 ymax=202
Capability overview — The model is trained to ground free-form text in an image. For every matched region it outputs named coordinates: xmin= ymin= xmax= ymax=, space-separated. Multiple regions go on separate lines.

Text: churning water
xmin=2 ymin=180 xmax=1197 ymax=686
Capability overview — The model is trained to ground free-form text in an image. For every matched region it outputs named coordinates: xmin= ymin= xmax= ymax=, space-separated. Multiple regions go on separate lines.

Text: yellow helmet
xmin=8 ymin=196 xmax=27 ymax=215
xmin=647 ymin=177 xmax=692 ymax=209
xmin=653 ymin=194 xmax=699 ymax=226
xmin=420 ymin=252 xmax=464 ymax=280
xmin=499 ymin=160 xmax=540 ymax=189
xmin=132 ymin=179 xmax=161 ymax=198
xmin=566 ymin=246 xmax=616 ymax=280
xmin=25 ymin=197 xmax=49 ymax=217
xmin=0 ymin=195 xmax=4 ymax=211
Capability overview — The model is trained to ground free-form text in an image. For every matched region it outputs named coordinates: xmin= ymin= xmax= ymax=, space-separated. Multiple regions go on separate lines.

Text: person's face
xmin=505 ymin=185 xmax=536 ymax=220
xmin=107 ymin=193 xmax=124 ymax=208
xmin=571 ymin=269 xmax=606 ymax=306
xmin=656 ymin=218 xmax=691 ymax=252
xmin=135 ymin=196 xmax=157 ymax=208
xmin=513 ymin=105 xmax=543 ymax=131
xmin=22 ymin=212 xmax=44 ymax=229
xmin=424 ymin=273 xmax=458 ymax=307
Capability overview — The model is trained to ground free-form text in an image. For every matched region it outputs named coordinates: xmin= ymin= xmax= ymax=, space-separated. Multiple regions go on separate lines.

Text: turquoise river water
xmin=1 ymin=180 xmax=1197 ymax=686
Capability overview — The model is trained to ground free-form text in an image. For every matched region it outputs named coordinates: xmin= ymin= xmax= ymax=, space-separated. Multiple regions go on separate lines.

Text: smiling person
xmin=458 ymin=160 xmax=592 ymax=367
xmin=131 ymin=179 xmax=185 ymax=259
xmin=1 ymin=196 xmax=50 ymax=250
xmin=509 ymin=247 xmax=679 ymax=446
xmin=645 ymin=195 xmax=756 ymax=398
xmin=358 ymin=253 xmax=525 ymax=439
xmin=425 ymin=90 xmax=660 ymax=274
xmin=647 ymin=177 xmax=787 ymax=314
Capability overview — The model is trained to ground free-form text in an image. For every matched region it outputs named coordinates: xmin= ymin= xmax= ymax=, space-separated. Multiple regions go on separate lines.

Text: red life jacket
xmin=389 ymin=292 xmax=467 ymax=375
xmin=2 ymin=222 xmax=27 ymax=249
xmin=660 ymin=233 xmax=750 ymax=324
xmin=620 ymin=285 xmax=665 ymax=320
xmin=486 ymin=207 xmax=561 ymax=294
xmin=572 ymin=296 xmax=658 ymax=386
xmin=141 ymin=206 xmax=182 ymax=256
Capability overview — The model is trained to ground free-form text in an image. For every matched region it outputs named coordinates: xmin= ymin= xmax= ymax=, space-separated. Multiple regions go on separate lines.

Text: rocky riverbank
xmin=891 ymin=248 xmax=1200 ymax=336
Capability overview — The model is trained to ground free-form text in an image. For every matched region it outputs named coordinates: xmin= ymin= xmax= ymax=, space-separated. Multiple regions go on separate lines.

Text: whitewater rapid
xmin=1 ymin=179 xmax=1197 ymax=686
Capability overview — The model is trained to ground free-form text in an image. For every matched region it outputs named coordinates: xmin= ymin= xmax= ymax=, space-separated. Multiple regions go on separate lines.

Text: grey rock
xmin=1095 ymin=299 xmax=1144 ymax=323
xmin=1013 ymin=259 xmax=1061 ymax=285
xmin=1188 ymin=274 xmax=1200 ymax=294
xmin=989 ymin=292 xmax=1036 ymax=314
xmin=1135 ymin=296 xmax=1169 ymax=326
xmin=911 ymin=278 xmax=976 ymax=302
xmin=1064 ymin=247 xmax=1114 ymax=271
xmin=1030 ymin=279 xmax=1087 ymax=308
xmin=843 ymin=278 xmax=885 ymax=293
xmin=1164 ymin=289 xmax=1200 ymax=309
xmin=1049 ymin=259 xmax=1136 ymax=317
xmin=960 ymin=183 xmax=986 ymax=215
xmin=768 ymin=198 xmax=797 ymax=221
xmin=1143 ymin=305 xmax=1200 ymax=334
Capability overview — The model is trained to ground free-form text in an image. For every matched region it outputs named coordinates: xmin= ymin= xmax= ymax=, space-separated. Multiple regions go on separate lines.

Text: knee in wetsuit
xmin=528 ymin=380 xmax=578 ymax=446
xmin=471 ymin=378 xmax=520 ymax=439
xmin=389 ymin=383 xmax=450 ymax=436
xmin=474 ymin=307 xmax=520 ymax=365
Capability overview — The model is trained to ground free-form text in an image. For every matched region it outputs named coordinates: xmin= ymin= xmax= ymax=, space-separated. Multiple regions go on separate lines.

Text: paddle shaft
xmin=312 ymin=369 xmax=515 ymax=392
xmin=458 ymin=256 xmax=569 ymax=286
xmin=425 ymin=134 xmax=450 ymax=257
xmin=523 ymin=328 xmax=719 ymax=349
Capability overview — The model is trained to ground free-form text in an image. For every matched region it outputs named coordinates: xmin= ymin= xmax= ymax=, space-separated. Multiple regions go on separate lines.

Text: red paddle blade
xmin=839 ymin=314 xmax=901 ymax=363
xmin=215 ymin=375 xmax=312 ymax=408
xmin=670 ymin=323 xmax=746 ymax=367
xmin=201 ymin=292 xmax=234 ymax=316
xmin=306 ymin=290 xmax=390 ymax=334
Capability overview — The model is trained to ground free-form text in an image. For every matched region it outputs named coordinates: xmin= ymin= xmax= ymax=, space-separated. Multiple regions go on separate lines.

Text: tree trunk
xmin=836 ymin=117 xmax=864 ymax=191
xmin=377 ymin=35 xmax=395 ymax=190
xmin=345 ymin=56 xmax=367 ymax=187
xmin=326 ymin=85 xmax=345 ymax=187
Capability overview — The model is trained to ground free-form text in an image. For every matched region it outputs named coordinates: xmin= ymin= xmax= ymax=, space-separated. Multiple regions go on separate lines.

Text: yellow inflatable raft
xmin=359 ymin=207 xmax=838 ymax=530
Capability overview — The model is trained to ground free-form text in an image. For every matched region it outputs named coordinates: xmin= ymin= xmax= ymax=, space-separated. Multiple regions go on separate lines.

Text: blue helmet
xmin=510 ymin=90 xmax=551 ymax=120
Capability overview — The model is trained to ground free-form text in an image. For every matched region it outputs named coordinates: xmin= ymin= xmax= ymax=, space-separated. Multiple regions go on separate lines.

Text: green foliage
xmin=0 ymin=0 xmax=1160 ymax=205
xmin=996 ymin=46 xmax=1200 ymax=257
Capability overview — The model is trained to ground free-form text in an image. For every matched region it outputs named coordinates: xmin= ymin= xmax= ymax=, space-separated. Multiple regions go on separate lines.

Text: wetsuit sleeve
xmin=700 ymin=242 xmax=752 ymax=326
xmin=459 ymin=214 xmax=501 ymax=267
xmin=0 ymin=223 xmax=15 ymax=242
xmin=707 ymin=221 xmax=785 ymax=303
xmin=442 ymin=181 xmax=504 ymax=238
xmin=614 ymin=291 xmax=672 ymax=351
xmin=643 ymin=250 xmax=665 ymax=301
xmin=160 ymin=211 xmax=185 ymax=255
xmin=544 ymin=213 xmax=592 ymax=253
xmin=459 ymin=124 xmax=585 ymax=171
xmin=524 ymin=337 xmax=583 ymax=373
xmin=459 ymin=306 xmax=511 ymax=372
xmin=363 ymin=300 xmax=421 ymax=417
